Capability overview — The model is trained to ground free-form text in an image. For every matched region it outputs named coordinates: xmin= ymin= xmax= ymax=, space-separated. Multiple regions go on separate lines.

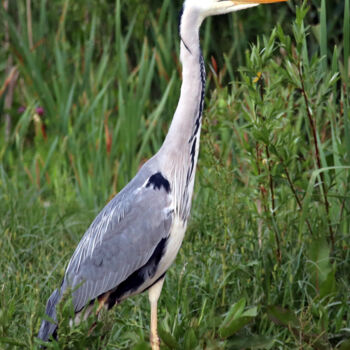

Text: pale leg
xmin=148 ymin=277 xmax=165 ymax=350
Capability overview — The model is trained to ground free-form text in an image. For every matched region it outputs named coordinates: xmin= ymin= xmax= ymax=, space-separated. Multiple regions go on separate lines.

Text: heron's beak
xmin=231 ymin=0 xmax=287 ymax=3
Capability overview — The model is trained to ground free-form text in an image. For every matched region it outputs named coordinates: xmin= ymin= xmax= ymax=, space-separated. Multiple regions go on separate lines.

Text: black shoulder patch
xmin=146 ymin=172 xmax=171 ymax=193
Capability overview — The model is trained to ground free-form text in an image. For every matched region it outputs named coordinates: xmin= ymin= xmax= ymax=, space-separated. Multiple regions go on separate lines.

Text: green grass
xmin=1 ymin=0 xmax=350 ymax=349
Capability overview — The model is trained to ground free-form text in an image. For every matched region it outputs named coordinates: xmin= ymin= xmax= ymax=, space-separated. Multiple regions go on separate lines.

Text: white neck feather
xmin=157 ymin=5 xmax=205 ymax=220
xmin=156 ymin=1 xmax=259 ymax=220
xmin=160 ymin=7 xmax=204 ymax=152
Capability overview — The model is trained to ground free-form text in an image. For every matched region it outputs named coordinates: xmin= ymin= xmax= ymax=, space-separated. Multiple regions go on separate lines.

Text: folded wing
xmin=63 ymin=170 xmax=173 ymax=312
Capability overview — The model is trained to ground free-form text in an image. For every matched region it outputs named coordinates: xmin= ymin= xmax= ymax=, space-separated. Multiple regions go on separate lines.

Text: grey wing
xmin=62 ymin=171 xmax=173 ymax=312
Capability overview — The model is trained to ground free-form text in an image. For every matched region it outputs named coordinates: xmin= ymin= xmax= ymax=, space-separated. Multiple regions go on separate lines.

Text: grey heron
xmin=38 ymin=0 xmax=286 ymax=348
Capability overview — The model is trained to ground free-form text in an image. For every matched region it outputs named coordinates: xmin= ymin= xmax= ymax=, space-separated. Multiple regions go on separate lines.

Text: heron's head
xmin=184 ymin=0 xmax=287 ymax=18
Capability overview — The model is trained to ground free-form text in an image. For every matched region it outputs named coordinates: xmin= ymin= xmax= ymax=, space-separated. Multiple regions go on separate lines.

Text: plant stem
xmin=276 ymin=151 xmax=313 ymax=236
xmin=266 ymin=145 xmax=281 ymax=262
xmin=3 ymin=0 xmax=18 ymax=141
xmin=298 ymin=62 xmax=334 ymax=251
xmin=265 ymin=146 xmax=275 ymax=218
xmin=26 ymin=0 xmax=33 ymax=50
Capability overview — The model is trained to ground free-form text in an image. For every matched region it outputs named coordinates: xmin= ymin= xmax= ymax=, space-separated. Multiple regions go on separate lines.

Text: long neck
xmin=158 ymin=6 xmax=205 ymax=220
xmin=160 ymin=8 xmax=205 ymax=155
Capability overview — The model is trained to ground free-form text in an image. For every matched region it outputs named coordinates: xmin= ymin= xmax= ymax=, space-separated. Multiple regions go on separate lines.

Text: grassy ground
xmin=1 ymin=0 xmax=350 ymax=349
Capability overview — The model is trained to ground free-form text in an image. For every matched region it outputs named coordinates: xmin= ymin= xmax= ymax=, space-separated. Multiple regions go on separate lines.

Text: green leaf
xmin=344 ymin=0 xmax=350 ymax=82
xmin=220 ymin=298 xmax=246 ymax=330
xmin=319 ymin=267 xmax=336 ymax=299
xmin=184 ymin=328 xmax=197 ymax=350
xmin=320 ymin=0 xmax=328 ymax=72
xmin=228 ymin=335 xmax=275 ymax=350
xmin=344 ymin=96 xmax=350 ymax=164
xmin=219 ymin=300 xmax=257 ymax=339
xmin=219 ymin=316 xmax=254 ymax=339
xmin=267 ymin=305 xmax=299 ymax=328
xmin=306 ymin=237 xmax=337 ymax=299
xmin=0 ymin=337 xmax=27 ymax=346
xmin=300 ymin=166 xmax=350 ymax=234
xmin=242 ymin=306 xmax=258 ymax=318
xmin=158 ymin=327 xmax=178 ymax=349
xmin=131 ymin=341 xmax=151 ymax=350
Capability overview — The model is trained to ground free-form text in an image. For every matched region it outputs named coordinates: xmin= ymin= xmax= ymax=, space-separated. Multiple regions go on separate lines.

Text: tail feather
xmin=38 ymin=288 xmax=61 ymax=341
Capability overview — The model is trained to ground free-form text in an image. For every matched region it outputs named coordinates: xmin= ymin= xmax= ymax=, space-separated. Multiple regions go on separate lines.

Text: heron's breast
xmin=158 ymin=216 xmax=187 ymax=273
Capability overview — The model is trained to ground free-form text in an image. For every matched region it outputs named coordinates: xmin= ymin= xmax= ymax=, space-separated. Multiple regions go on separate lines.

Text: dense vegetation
xmin=0 ymin=0 xmax=349 ymax=348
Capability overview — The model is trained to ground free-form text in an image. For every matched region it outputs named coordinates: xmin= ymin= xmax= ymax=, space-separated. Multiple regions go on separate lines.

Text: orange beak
xmin=231 ymin=0 xmax=287 ymax=3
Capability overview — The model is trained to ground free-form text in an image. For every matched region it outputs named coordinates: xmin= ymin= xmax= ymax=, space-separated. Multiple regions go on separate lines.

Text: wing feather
xmin=61 ymin=168 xmax=173 ymax=312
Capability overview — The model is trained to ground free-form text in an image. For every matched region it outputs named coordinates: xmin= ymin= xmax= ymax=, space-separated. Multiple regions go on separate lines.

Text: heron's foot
xmin=150 ymin=332 xmax=160 ymax=350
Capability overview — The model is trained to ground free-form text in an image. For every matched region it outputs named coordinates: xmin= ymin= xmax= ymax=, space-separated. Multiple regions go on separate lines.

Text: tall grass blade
xmin=344 ymin=0 xmax=350 ymax=84
xmin=344 ymin=94 xmax=350 ymax=163
xmin=320 ymin=0 xmax=327 ymax=72
xmin=136 ymin=74 xmax=175 ymax=164
xmin=40 ymin=137 xmax=59 ymax=182
xmin=299 ymin=166 xmax=350 ymax=234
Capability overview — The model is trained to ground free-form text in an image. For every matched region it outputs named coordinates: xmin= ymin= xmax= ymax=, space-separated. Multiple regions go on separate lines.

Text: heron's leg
xmin=148 ymin=277 xmax=165 ymax=350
